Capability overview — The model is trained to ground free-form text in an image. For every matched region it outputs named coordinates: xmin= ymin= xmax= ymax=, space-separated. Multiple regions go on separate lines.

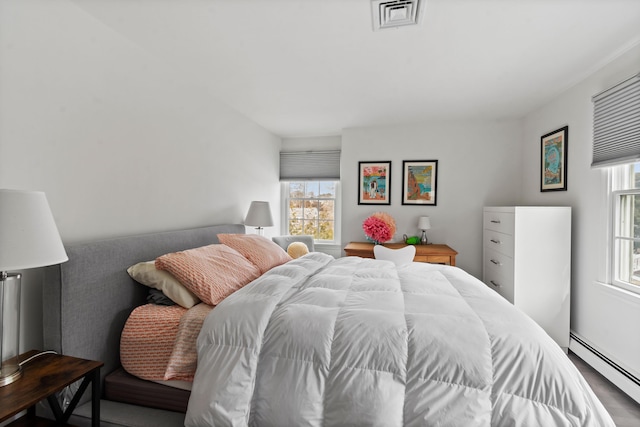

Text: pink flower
xmin=362 ymin=212 xmax=396 ymax=244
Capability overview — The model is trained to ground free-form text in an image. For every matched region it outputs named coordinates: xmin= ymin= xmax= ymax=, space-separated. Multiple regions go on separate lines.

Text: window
xmin=612 ymin=162 xmax=640 ymax=293
xmin=593 ymin=73 xmax=639 ymax=293
xmin=284 ymin=181 xmax=339 ymax=243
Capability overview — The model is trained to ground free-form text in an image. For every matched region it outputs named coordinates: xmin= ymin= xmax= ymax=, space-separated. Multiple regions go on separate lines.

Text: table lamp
xmin=0 ymin=189 xmax=68 ymax=386
xmin=244 ymin=201 xmax=273 ymax=236
xmin=418 ymin=216 xmax=431 ymax=245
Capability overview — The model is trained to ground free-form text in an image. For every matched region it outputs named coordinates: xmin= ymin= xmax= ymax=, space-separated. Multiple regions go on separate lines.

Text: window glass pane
xmin=289 ymin=199 xmax=303 ymax=220
xmin=289 ymin=182 xmax=304 ymax=197
xmin=304 ymin=200 xmax=319 ymax=219
xmin=617 ymin=194 xmax=640 ymax=239
xmin=319 ymin=181 xmax=336 ymax=198
xmin=303 ymin=220 xmax=317 ymax=237
xmin=318 ymin=220 xmax=334 ymax=240
xmin=288 ymin=218 xmax=302 ymax=235
xmin=305 ymin=182 xmax=320 ymax=198
xmin=319 ymin=200 xmax=334 ymax=220
xmin=616 ymin=238 xmax=640 ymax=286
xmin=612 ymin=163 xmax=640 ymax=294
xmin=636 ymin=194 xmax=640 ymax=240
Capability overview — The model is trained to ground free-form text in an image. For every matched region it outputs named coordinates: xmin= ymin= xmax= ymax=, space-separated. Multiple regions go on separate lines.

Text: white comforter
xmin=185 ymin=253 xmax=613 ymax=426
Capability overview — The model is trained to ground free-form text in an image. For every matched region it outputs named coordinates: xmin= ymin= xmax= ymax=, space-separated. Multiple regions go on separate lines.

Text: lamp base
xmin=1 ymin=271 xmax=22 ymax=387
xmin=420 ymin=230 xmax=429 ymax=245
xmin=0 ymin=363 xmax=21 ymax=387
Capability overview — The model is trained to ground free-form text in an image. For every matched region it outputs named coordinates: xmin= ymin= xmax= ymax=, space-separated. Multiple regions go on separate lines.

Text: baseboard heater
xmin=570 ymin=332 xmax=640 ymax=402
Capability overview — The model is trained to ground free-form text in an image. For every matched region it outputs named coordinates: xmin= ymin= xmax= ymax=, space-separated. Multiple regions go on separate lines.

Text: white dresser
xmin=483 ymin=206 xmax=571 ymax=350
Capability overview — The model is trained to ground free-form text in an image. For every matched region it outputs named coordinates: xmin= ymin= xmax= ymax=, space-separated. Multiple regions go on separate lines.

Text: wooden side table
xmin=344 ymin=242 xmax=457 ymax=266
xmin=0 ymin=350 xmax=103 ymax=427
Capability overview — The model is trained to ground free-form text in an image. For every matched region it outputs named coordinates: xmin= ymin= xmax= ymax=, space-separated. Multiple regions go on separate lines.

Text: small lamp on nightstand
xmin=0 ymin=189 xmax=68 ymax=387
xmin=418 ymin=216 xmax=431 ymax=245
xmin=244 ymin=201 xmax=274 ymax=236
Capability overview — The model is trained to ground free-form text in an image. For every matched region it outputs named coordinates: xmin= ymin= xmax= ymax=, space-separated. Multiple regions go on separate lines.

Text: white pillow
xmin=127 ymin=261 xmax=200 ymax=308
xmin=373 ymin=245 xmax=416 ymax=266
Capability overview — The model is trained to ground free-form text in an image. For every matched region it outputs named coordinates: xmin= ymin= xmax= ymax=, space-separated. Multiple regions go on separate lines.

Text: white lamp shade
xmin=0 ymin=189 xmax=68 ymax=271
xmin=244 ymin=201 xmax=274 ymax=227
xmin=418 ymin=216 xmax=431 ymax=230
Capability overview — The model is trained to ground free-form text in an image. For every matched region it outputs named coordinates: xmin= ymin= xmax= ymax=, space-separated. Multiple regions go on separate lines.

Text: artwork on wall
xmin=358 ymin=161 xmax=391 ymax=205
xmin=402 ymin=160 xmax=438 ymax=205
xmin=541 ymin=125 xmax=568 ymax=192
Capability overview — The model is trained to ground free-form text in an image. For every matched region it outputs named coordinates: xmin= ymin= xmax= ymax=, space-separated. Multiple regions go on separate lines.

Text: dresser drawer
xmin=483 ymin=211 xmax=515 ymax=234
xmin=483 ymin=266 xmax=514 ymax=303
xmin=484 ymin=247 xmax=514 ymax=278
xmin=414 ymin=255 xmax=452 ymax=265
xmin=483 ymin=247 xmax=514 ymax=302
xmin=483 ymin=230 xmax=514 ymax=257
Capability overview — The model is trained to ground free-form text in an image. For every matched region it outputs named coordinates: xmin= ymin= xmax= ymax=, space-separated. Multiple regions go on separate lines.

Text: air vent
xmin=371 ymin=0 xmax=424 ymax=31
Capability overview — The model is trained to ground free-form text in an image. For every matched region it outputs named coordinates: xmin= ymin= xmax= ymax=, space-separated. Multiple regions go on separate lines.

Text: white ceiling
xmin=72 ymin=0 xmax=640 ymax=137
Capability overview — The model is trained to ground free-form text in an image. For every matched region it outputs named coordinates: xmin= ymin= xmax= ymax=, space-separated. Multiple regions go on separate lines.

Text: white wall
xmin=520 ymin=43 xmax=640 ymax=378
xmin=341 ymin=121 xmax=522 ymax=277
xmin=0 ymin=0 xmax=282 ymax=352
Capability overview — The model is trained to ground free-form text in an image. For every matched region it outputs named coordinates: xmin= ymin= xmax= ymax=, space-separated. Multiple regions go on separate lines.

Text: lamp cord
xmin=18 ymin=350 xmax=58 ymax=367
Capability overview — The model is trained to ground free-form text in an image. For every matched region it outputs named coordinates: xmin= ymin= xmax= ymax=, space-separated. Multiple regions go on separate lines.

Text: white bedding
xmin=186 ymin=253 xmax=614 ymax=426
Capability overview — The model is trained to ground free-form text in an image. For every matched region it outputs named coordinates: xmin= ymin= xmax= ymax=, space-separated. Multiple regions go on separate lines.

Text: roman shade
xmin=280 ymin=150 xmax=341 ymax=181
xmin=591 ymin=72 xmax=640 ymax=168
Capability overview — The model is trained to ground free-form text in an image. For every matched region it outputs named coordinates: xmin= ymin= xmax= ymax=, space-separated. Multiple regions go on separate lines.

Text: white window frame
xmin=609 ymin=163 xmax=640 ymax=295
xmin=280 ymin=181 xmax=341 ymax=246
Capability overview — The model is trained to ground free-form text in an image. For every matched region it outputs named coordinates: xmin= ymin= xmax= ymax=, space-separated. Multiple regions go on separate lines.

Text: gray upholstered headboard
xmin=42 ymin=224 xmax=245 ymax=391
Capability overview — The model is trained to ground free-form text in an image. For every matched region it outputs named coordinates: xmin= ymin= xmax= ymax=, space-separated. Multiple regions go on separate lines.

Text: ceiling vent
xmin=371 ymin=0 xmax=425 ymax=31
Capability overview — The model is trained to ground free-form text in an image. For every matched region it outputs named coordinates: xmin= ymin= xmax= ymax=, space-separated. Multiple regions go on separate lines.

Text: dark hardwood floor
xmin=569 ymin=351 xmax=640 ymax=426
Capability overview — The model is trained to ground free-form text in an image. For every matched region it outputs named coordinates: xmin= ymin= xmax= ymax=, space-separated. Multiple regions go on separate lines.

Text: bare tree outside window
xmin=287 ymin=181 xmax=337 ymax=242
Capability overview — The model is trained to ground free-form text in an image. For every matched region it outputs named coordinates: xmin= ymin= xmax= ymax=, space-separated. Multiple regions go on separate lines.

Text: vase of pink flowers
xmin=362 ymin=212 xmax=396 ymax=244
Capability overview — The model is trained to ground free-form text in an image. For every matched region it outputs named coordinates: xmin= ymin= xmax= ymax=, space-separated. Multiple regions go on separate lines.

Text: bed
xmin=41 ymin=224 xmax=614 ymax=426
xmin=42 ymin=224 xmax=245 ymax=426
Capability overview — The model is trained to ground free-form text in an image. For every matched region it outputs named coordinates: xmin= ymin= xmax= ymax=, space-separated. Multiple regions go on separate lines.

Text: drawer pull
xmin=490 ymin=239 xmax=501 ymax=244
xmin=490 ymin=220 xmax=501 ymax=224
xmin=490 ymin=259 xmax=501 ymax=266
xmin=490 ymin=280 xmax=501 ymax=288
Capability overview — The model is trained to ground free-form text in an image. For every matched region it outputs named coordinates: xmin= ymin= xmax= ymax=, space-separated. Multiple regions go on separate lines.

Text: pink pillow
xmin=218 ymin=234 xmax=292 ymax=274
xmin=155 ymin=244 xmax=260 ymax=306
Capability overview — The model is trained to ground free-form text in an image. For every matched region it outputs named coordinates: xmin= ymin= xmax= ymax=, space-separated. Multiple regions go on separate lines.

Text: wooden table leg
xmin=91 ymin=368 xmax=100 ymax=427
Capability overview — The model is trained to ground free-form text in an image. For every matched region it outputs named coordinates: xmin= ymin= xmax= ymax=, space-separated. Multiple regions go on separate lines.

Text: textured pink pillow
xmin=155 ymin=244 xmax=260 ymax=306
xmin=218 ymin=234 xmax=292 ymax=274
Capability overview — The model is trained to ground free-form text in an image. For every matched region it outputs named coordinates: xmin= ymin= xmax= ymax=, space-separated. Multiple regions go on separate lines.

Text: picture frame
xmin=358 ymin=161 xmax=391 ymax=205
xmin=541 ymin=125 xmax=568 ymax=192
xmin=402 ymin=160 xmax=438 ymax=205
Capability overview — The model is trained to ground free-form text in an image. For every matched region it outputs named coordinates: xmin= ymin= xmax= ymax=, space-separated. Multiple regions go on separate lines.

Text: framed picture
xmin=358 ymin=161 xmax=391 ymax=205
xmin=402 ymin=160 xmax=438 ymax=205
xmin=541 ymin=126 xmax=568 ymax=192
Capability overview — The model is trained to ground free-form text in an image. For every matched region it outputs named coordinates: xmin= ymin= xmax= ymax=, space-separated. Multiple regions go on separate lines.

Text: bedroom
xmin=0 ymin=0 xmax=639 ymax=425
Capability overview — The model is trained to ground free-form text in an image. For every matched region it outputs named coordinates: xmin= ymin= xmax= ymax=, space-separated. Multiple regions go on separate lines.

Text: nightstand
xmin=344 ymin=242 xmax=457 ymax=266
xmin=0 ymin=350 xmax=103 ymax=427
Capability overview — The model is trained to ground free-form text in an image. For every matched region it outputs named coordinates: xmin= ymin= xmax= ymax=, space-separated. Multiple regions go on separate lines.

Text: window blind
xmin=592 ymin=72 xmax=640 ymax=168
xmin=280 ymin=150 xmax=341 ymax=181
